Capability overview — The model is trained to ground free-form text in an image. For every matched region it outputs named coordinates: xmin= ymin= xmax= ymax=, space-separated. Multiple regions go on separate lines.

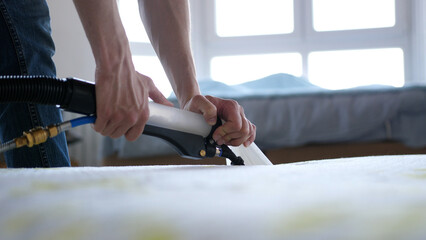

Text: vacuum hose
xmin=0 ymin=75 xmax=96 ymax=153
xmin=0 ymin=75 xmax=96 ymax=115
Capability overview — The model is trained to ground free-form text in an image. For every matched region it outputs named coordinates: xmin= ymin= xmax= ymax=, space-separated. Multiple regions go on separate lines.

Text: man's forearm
xmin=138 ymin=0 xmax=200 ymax=108
xmin=72 ymin=0 xmax=163 ymax=141
xmin=73 ymin=0 xmax=131 ymax=72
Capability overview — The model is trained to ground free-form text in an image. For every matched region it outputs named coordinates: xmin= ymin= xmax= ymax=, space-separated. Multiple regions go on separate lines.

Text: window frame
xmin=195 ymin=0 xmax=414 ymax=85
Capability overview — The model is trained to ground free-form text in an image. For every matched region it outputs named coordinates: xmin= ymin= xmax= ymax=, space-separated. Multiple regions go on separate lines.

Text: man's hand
xmin=94 ymin=67 xmax=172 ymax=141
xmin=183 ymin=95 xmax=256 ymax=147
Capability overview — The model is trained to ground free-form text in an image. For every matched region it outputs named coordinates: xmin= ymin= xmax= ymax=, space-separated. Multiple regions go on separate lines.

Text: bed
xmin=1 ymin=154 xmax=426 ymax=240
xmin=101 ymin=74 xmax=426 ymax=166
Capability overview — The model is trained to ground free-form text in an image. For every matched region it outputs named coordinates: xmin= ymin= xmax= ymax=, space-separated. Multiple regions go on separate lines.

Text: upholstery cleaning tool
xmin=0 ymin=75 xmax=272 ymax=165
xmin=149 ymin=104 xmax=271 ymax=165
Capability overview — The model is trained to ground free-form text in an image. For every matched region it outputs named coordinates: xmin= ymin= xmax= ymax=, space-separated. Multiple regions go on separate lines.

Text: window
xmin=211 ymin=53 xmax=302 ymax=85
xmin=204 ymin=0 xmax=410 ymax=89
xmin=118 ymin=0 xmax=149 ymax=43
xmin=119 ymin=0 xmax=415 ymax=91
xmin=312 ymin=0 xmax=396 ymax=31
xmin=215 ymin=0 xmax=294 ymax=37
xmin=132 ymin=56 xmax=173 ymax=96
xmin=308 ymin=48 xmax=404 ymax=89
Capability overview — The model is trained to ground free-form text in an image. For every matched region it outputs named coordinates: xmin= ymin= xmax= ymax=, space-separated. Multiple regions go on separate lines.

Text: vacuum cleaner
xmin=0 ymin=75 xmax=272 ymax=166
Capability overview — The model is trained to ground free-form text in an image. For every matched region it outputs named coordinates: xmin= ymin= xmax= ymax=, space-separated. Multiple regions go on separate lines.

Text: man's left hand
xmin=183 ymin=95 xmax=256 ymax=147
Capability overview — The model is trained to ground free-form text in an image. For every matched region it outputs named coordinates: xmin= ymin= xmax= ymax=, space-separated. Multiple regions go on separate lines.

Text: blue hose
xmin=70 ymin=116 xmax=96 ymax=128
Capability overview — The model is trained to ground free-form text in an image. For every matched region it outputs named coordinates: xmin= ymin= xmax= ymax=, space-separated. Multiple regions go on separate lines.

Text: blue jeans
xmin=0 ymin=0 xmax=70 ymax=167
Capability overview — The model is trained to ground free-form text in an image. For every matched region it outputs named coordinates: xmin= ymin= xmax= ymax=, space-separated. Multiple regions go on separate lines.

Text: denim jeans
xmin=0 ymin=0 xmax=70 ymax=167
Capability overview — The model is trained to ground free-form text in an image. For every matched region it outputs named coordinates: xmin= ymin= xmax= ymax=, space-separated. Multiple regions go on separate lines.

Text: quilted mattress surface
xmin=1 ymin=154 xmax=426 ymax=240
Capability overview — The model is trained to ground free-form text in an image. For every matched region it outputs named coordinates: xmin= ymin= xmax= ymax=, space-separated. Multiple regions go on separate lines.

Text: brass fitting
xmin=47 ymin=124 xmax=59 ymax=138
xmin=14 ymin=125 xmax=60 ymax=149
xmin=15 ymin=135 xmax=29 ymax=148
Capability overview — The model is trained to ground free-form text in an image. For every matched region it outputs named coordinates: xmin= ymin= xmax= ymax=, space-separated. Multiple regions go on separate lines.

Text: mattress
xmin=1 ymin=155 xmax=426 ymax=240
xmin=101 ymin=74 xmax=426 ymax=159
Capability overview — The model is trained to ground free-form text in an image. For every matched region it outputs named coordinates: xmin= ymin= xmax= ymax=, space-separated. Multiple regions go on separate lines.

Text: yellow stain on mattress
xmin=350 ymin=205 xmax=426 ymax=240
xmin=407 ymin=168 xmax=426 ymax=180
xmin=271 ymin=204 xmax=348 ymax=237
xmin=9 ymin=177 xmax=147 ymax=198
xmin=271 ymin=203 xmax=426 ymax=239
xmin=123 ymin=214 xmax=182 ymax=240
xmin=275 ymin=210 xmax=340 ymax=233
xmin=4 ymin=211 xmax=39 ymax=237
xmin=38 ymin=221 xmax=94 ymax=240
xmin=134 ymin=227 xmax=177 ymax=240
xmin=4 ymin=205 xmax=95 ymax=240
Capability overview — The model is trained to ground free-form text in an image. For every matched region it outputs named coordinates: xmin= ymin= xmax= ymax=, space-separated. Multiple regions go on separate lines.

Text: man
xmin=0 ymin=0 xmax=255 ymax=168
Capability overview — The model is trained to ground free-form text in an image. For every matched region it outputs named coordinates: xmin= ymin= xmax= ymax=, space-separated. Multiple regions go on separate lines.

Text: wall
xmin=48 ymin=1 xmax=94 ymax=80
xmin=412 ymin=0 xmax=426 ymax=82
xmin=47 ymin=0 xmax=103 ymax=166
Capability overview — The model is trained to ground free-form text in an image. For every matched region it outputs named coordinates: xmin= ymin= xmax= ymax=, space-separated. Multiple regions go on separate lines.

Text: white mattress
xmin=1 ymin=155 xmax=426 ymax=240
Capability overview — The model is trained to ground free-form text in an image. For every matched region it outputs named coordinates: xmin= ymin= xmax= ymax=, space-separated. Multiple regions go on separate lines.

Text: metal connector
xmin=14 ymin=125 xmax=60 ymax=149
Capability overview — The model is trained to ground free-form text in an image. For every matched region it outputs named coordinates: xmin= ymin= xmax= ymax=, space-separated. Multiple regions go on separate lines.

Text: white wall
xmin=411 ymin=0 xmax=426 ymax=82
xmin=47 ymin=0 xmax=95 ymax=80
xmin=47 ymin=0 xmax=103 ymax=166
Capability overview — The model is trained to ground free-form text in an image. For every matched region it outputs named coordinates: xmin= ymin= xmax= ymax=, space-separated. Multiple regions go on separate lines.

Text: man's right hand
xmin=94 ymin=65 xmax=172 ymax=141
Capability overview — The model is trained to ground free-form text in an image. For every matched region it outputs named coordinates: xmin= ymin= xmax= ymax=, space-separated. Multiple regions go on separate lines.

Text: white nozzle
xmin=229 ymin=143 xmax=273 ymax=165
xmin=147 ymin=102 xmax=211 ymax=137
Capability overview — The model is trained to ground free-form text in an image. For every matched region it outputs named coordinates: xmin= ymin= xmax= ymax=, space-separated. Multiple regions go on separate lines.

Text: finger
xmin=206 ymin=96 xmax=239 ymax=119
xmin=212 ymin=105 xmax=243 ymax=143
xmin=137 ymin=72 xmax=174 ymax=107
xmin=244 ymin=122 xmax=256 ymax=147
xmin=110 ymin=123 xmax=132 ymax=139
xmin=213 ymin=126 xmax=226 ymax=145
xmin=93 ymin=108 xmax=111 ymax=133
xmin=149 ymin=85 xmax=174 ymax=107
xmin=100 ymin=121 xmax=116 ymax=137
xmin=227 ymin=122 xmax=254 ymax=147
xmin=98 ymin=118 xmax=123 ymax=137
xmin=222 ymin=114 xmax=250 ymax=145
xmin=93 ymin=117 xmax=108 ymax=134
xmin=215 ymin=107 xmax=253 ymax=146
xmin=102 ymin=114 xmax=132 ymax=137
xmin=187 ymin=95 xmax=217 ymax=125
xmin=215 ymin=129 xmax=247 ymax=146
xmin=124 ymin=110 xmax=149 ymax=141
xmin=238 ymin=109 xmax=251 ymax=144
xmin=125 ymin=121 xmax=145 ymax=141
xmin=222 ymin=127 xmax=249 ymax=146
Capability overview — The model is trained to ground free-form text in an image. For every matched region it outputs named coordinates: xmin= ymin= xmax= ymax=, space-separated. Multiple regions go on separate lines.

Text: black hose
xmin=0 ymin=75 xmax=96 ymax=115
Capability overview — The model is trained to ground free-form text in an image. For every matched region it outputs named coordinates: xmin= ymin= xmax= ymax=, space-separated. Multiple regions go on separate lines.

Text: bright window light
xmin=132 ymin=56 xmax=173 ymax=98
xmin=308 ymin=48 xmax=404 ymax=89
xmin=118 ymin=0 xmax=150 ymax=43
xmin=211 ymin=53 xmax=302 ymax=85
xmin=215 ymin=0 xmax=294 ymax=37
xmin=313 ymin=0 xmax=395 ymax=31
